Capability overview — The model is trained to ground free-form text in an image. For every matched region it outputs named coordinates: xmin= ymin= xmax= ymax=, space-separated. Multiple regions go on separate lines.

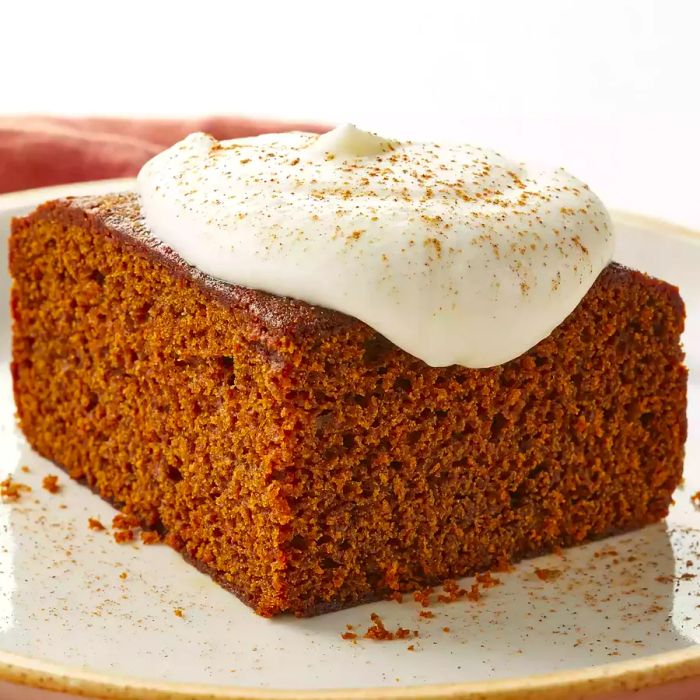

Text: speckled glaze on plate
xmin=0 ymin=181 xmax=698 ymax=700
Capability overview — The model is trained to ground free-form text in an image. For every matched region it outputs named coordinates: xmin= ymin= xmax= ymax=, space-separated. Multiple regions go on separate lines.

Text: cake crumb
xmin=438 ymin=579 xmax=464 ymax=603
xmin=88 ymin=517 xmax=105 ymax=531
xmin=413 ymin=587 xmax=434 ymax=607
xmin=442 ymin=626 xmax=450 ymax=633
xmin=435 ymin=577 xmax=488 ymax=603
xmin=407 ymin=644 xmax=415 ymax=651
xmin=692 ymin=491 xmax=700 ymax=508
xmin=42 ymin=474 xmax=60 ymax=493
xmin=174 ymin=607 xmax=184 ymax=618
xmin=363 ymin=613 xmax=418 ymax=641
xmin=341 ymin=632 xmax=357 ymax=640
xmin=119 ymin=571 xmax=128 ymax=580
xmin=112 ymin=513 xmax=140 ymax=530
xmin=465 ymin=582 xmax=481 ymax=601
xmin=535 ymin=568 xmax=563 ymax=582
xmin=493 ymin=557 xmax=515 ymax=573
xmin=20 ymin=466 xmax=30 ymax=473
xmin=419 ymin=610 xmax=434 ymax=619
xmin=114 ymin=529 xmax=135 ymax=544
xmin=476 ymin=571 xmax=501 ymax=588
xmin=438 ymin=579 xmax=468 ymax=603
xmin=141 ymin=530 xmax=161 ymax=544
xmin=1 ymin=477 xmax=31 ymax=502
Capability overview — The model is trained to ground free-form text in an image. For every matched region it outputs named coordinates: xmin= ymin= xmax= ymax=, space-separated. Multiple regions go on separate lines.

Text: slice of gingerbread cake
xmin=9 ymin=125 xmax=687 ymax=616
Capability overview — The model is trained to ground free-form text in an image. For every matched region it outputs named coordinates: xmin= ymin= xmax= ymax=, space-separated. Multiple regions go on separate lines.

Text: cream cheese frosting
xmin=137 ymin=124 xmax=614 ymax=367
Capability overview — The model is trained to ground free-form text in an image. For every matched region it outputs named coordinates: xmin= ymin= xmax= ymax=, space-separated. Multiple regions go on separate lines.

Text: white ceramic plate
xmin=0 ymin=180 xmax=698 ymax=700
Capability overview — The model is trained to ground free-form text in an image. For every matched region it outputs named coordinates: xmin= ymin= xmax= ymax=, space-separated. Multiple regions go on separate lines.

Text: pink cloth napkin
xmin=0 ymin=116 xmax=326 ymax=194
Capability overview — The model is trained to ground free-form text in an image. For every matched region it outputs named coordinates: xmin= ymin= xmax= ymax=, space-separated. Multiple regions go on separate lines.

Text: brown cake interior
xmin=9 ymin=194 xmax=687 ymax=616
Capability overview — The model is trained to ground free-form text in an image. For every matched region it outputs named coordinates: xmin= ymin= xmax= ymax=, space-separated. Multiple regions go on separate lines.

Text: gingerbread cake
xmin=9 ymin=126 xmax=687 ymax=617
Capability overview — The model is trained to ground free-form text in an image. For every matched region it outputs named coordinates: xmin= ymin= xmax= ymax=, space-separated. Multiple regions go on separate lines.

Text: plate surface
xmin=0 ymin=181 xmax=698 ymax=700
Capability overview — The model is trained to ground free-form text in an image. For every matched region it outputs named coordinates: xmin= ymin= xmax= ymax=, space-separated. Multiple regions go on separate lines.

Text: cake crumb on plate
xmin=88 ymin=517 xmax=105 ymax=531
xmin=1 ymin=476 xmax=31 ymax=501
xmin=42 ymin=474 xmax=60 ymax=493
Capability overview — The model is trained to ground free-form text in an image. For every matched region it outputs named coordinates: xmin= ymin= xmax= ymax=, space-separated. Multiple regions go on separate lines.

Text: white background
xmin=2 ymin=0 xmax=699 ymax=229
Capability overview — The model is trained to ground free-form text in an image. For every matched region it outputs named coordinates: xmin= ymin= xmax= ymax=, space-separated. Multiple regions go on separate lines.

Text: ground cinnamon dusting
xmin=41 ymin=474 xmax=60 ymax=493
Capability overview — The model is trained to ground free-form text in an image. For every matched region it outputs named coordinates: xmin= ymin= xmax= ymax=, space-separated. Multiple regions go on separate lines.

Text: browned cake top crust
xmin=25 ymin=193 xmax=354 ymax=339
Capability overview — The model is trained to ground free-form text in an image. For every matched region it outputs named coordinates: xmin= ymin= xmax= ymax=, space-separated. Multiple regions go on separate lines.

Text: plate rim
xmin=1 ymin=180 xmax=699 ymax=699
xmin=0 ymin=178 xmax=136 ymax=210
xmin=1 ymin=634 xmax=700 ymax=700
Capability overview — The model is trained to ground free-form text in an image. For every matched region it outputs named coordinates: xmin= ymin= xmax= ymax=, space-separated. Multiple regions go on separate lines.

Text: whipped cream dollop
xmin=137 ymin=124 xmax=614 ymax=367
